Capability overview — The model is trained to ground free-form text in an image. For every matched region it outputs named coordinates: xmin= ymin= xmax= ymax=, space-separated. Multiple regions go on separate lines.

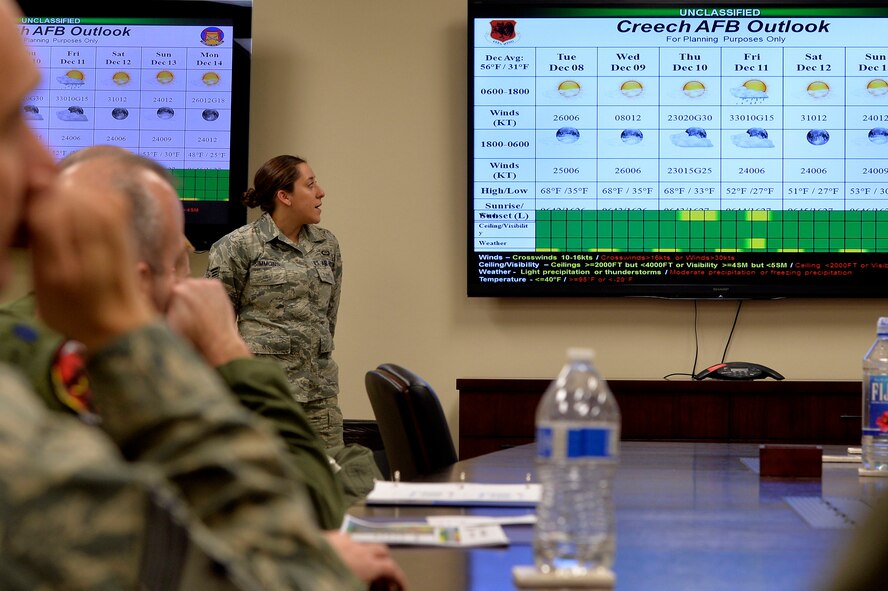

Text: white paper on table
xmin=425 ymin=514 xmax=537 ymax=527
xmin=365 ymin=480 xmax=541 ymax=507
xmin=823 ymin=447 xmax=862 ymax=463
xmin=823 ymin=454 xmax=861 ymax=463
xmin=340 ymin=515 xmax=509 ymax=547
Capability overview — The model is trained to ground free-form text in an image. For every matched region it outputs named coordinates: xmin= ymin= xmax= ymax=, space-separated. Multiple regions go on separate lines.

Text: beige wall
xmin=241 ymin=0 xmax=887 ymax=429
xmin=6 ymin=0 xmax=888 ymax=449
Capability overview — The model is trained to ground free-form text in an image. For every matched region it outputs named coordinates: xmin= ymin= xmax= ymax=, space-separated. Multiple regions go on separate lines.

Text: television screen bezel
xmin=467 ymin=0 xmax=888 ymax=299
xmin=16 ymin=0 xmax=252 ymax=251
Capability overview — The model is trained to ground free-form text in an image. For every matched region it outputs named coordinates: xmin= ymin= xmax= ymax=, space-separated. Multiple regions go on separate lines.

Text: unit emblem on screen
xmin=200 ymin=27 xmax=225 ymax=46
xmin=489 ymin=20 xmax=518 ymax=44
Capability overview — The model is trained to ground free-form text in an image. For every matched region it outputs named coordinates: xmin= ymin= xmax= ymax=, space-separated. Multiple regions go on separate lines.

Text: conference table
xmin=350 ymin=441 xmax=888 ymax=591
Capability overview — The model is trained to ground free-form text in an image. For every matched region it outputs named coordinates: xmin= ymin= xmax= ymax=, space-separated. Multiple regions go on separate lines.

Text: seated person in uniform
xmin=0 ymin=145 xmax=405 ymax=589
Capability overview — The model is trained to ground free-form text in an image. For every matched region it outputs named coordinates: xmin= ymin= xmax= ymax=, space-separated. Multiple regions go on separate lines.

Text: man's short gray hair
xmin=59 ymin=146 xmax=179 ymax=270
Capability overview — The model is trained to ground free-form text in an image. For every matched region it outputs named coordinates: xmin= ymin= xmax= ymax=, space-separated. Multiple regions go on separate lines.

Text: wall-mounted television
xmin=17 ymin=0 xmax=252 ymax=251
xmin=468 ymin=0 xmax=888 ymax=298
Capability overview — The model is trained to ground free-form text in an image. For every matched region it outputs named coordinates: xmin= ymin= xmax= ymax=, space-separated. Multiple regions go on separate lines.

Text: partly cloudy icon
xmin=806 ymin=81 xmax=830 ymax=99
xmin=731 ymin=128 xmax=774 ymax=148
xmin=621 ymin=129 xmax=643 ymax=145
xmin=730 ymin=79 xmax=768 ymax=102
xmin=682 ymin=80 xmax=706 ymax=98
xmin=23 ymin=105 xmax=42 ymax=120
xmin=57 ymin=70 xmax=85 ymax=86
xmin=57 ymin=106 xmax=87 ymax=121
xmin=112 ymin=71 xmax=131 ymax=86
xmin=620 ymin=80 xmax=643 ymax=98
xmin=557 ymin=80 xmax=581 ymax=98
xmin=869 ymin=128 xmax=888 ymax=144
xmin=556 ymin=127 xmax=580 ymax=143
xmin=866 ymin=79 xmax=888 ymax=97
xmin=670 ymin=127 xmax=712 ymax=147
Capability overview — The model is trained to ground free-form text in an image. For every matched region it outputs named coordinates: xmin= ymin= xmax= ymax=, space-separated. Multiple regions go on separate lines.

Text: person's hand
xmin=165 ymin=278 xmax=251 ymax=366
xmin=323 ymin=531 xmax=407 ymax=590
xmin=26 ymin=174 xmax=155 ymax=352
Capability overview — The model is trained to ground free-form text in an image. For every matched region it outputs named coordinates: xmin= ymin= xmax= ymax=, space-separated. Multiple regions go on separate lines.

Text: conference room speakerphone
xmin=693 ymin=361 xmax=785 ymax=380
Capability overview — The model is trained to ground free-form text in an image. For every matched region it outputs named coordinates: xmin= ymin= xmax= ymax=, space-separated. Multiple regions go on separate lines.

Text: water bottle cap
xmin=567 ymin=347 xmax=595 ymax=361
xmin=878 ymin=317 xmax=888 ymax=336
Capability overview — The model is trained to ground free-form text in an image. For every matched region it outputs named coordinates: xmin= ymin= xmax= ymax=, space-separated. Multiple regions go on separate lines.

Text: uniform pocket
xmin=245 ymin=325 xmax=291 ymax=355
xmin=316 ymin=266 xmax=335 ymax=285
xmin=250 ymin=266 xmax=288 ymax=286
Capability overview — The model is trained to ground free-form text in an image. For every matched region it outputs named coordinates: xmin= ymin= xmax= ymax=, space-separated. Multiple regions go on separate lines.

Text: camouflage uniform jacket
xmin=0 ymin=302 xmax=348 ymax=531
xmin=0 ymin=323 xmax=360 ymax=590
xmin=206 ymin=213 xmax=342 ymax=404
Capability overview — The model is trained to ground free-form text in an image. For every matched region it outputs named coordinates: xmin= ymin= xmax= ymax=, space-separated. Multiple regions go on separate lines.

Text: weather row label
xmin=475 ymin=47 xmax=888 ymax=77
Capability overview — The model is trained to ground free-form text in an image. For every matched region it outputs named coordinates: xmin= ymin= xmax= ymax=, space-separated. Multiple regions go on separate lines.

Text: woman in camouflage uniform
xmin=207 ymin=155 xmax=345 ymax=447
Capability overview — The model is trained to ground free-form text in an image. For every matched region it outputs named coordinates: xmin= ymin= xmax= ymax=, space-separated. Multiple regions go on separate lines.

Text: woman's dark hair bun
xmin=242 ymin=187 xmax=260 ymax=208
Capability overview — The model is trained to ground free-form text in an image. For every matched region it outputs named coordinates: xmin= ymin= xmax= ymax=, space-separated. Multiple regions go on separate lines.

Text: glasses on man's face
xmin=147 ymin=241 xmax=193 ymax=281
xmin=175 ymin=240 xmax=195 ymax=279
xmin=173 ymin=253 xmax=191 ymax=279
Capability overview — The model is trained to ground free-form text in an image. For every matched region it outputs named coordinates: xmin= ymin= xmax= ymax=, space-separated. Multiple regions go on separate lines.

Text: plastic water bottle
xmin=862 ymin=317 xmax=888 ymax=471
xmin=533 ymin=348 xmax=621 ymax=574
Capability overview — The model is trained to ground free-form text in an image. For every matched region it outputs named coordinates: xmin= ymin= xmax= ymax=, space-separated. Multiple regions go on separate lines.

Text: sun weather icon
xmin=620 ymin=80 xmax=644 ymax=98
xmin=682 ymin=81 xmax=706 ymax=98
xmin=806 ymin=81 xmax=830 ymax=99
xmin=155 ymin=70 xmax=175 ymax=85
xmin=112 ymin=72 xmax=131 ymax=86
xmin=57 ymin=70 xmax=85 ymax=86
xmin=867 ymin=79 xmax=888 ymax=97
xmin=730 ymin=79 xmax=768 ymax=103
xmin=202 ymin=72 xmax=221 ymax=86
xmin=557 ymin=80 xmax=581 ymax=98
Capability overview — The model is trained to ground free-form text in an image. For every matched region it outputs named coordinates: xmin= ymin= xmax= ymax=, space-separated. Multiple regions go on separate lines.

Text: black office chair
xmin=364 ymin=363 xmax=458 ymax=481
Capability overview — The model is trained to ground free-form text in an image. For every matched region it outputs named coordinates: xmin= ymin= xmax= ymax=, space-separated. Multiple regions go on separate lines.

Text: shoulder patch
xmin=12 ymin=323 xmax=39 ymax=343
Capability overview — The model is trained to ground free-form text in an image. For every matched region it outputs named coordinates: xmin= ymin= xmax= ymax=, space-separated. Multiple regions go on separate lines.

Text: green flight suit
xmin=0 ymin=301 xmax=348 ymax=530
xmin=0 ymin=322 xmax=360 ymax=590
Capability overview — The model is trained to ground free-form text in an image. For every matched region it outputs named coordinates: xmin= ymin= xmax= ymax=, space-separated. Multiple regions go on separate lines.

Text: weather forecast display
xmin=19 ymin=18 xmax=234 ymax=202
xmin=469 ymin=3 xmax=888 ymax=298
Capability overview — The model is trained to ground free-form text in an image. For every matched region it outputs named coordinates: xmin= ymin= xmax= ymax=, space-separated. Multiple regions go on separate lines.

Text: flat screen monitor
xmin=17 ymin=0 xmax=251 ymax=251
xmin=468 ymin=0 xmax=888 ymax=298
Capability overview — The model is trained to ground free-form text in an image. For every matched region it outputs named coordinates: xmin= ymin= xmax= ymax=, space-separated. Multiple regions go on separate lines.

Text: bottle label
xmin=864 ymin=375 xmax=888 ymax=437
xmin=536 ymin=426 xmax=616 ymax=459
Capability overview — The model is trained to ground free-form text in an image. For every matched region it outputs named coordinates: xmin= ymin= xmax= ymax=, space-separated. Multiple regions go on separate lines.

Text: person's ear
xmin=135 ymin=260 xmax=154 ymax=300
xmin=275 ymin=189 xmax=291 ymax=206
